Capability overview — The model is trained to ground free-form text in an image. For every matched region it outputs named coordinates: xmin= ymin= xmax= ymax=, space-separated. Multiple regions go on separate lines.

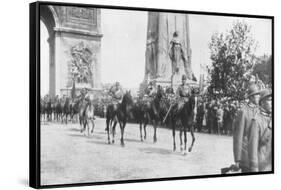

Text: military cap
xmin=173 ymin=31 xmax=179 ymax=37
xmin=246 ymin=83 xmax=261 ymax=98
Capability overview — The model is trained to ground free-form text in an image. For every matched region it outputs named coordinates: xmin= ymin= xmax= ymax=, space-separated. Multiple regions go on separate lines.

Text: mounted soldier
xmin=233 ymin=82 xmax=261 ymax=172
xmin=79 ymin=88 xmax=88 ymax=101
xmin=163 ymin=74 xmax=192 ymax=125
xmin=142 ymin=81 xmax=157 ymax=106
xmin=144 ymin=81 xmax=157 ymax=98
xmin=108 ymin=82 xmax=124 ymax=112
xmin=176 ymin=74 xmax=192 ymax=112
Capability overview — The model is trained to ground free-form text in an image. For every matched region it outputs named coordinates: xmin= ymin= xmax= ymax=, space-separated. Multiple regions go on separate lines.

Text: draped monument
xmin=142 ymin=12 xmax=196 ymax=91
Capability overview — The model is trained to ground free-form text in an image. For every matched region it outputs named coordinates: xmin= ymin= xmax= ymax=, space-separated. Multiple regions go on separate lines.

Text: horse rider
xmin=145 ymin=81 xmax=157 ymax=98
xmin=233 ymin=82 xmax=261 ymax=172
xmin=80 ymin=88 xmax=88 ymax=100
xmin=176 ymin=74 xmax=192 ymax=112
xmin=109 ymin=82 xmax=124 ymax=111
xmin=248 ymin=88 xmax=272 ymax=172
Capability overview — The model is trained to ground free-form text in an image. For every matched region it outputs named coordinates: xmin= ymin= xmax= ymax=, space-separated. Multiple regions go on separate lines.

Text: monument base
xmin=139 ymin=75 xmax=198 ymax=96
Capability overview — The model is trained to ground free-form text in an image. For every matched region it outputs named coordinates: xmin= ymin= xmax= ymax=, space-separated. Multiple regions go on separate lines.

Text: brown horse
xmin=168 ymin=93 xmax=197 ymax=155
xmin=106 ymin=91 xmax=134 ymax=146
xmin=134 ymin=87 xmax=165 ymax=143
xmin=133 ymin=98 xmax=150 ymax=141
xmin=148 ymin=87 xmax=165 ymax=143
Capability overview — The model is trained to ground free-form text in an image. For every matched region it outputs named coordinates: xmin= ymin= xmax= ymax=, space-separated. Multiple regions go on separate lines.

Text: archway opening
xmin=40 ymin=21 xmax=49 ymax=96
xmin=40 ymin=5 xmax=57 ymax=97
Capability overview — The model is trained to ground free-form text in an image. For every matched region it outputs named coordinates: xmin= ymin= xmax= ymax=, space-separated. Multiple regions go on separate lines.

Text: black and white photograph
xmin=33 ymin=1 xmax=273 ymax=188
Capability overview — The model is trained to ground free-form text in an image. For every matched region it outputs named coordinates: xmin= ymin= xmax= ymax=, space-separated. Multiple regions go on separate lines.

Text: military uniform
xmin=233 ymin=83 xmax=261 ymax=172
xmin=109 ymin=82 xmax=124 ymax=114
xmin=176 ymin=80 xmax=191 ymax=111
xmin=78 ymin=88 xmax=88 ymax=101
xmin=109 ymin=83 xmax=124 ymax=103
xmin=248 ymin=89 xmax=272 ymax=172
xmin=248 ymin=109 xmax=272 ymax=172
xmin=233 ymin=102 xmax=260 ymax=171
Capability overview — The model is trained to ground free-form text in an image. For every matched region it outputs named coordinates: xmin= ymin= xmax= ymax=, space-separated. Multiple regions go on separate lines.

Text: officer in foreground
xmin=233 ymin=83 xmax=261 ymax=172
xmin=248 ymin=88 xmax=272 ymax=172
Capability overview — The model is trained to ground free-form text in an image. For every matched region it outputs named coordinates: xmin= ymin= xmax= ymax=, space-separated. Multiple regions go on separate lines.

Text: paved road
xmin=41 ymin=118 xmax=234 ymax=185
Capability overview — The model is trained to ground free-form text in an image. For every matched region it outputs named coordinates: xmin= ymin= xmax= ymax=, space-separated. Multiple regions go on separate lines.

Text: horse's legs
xmin=119 ymin=121 xmax=125 ymax=146
xmin=112 ymin=121 xmax=117 ymax=144
xmin=172 ymin=124 xmax=176 ymax=151
xmin=65 ymin=113 xmax=68 ymax=125
xmin=188 ymin=125 xmax=196 ymax=152
xmin=183 ymin=125 xmax=187 ymax=155
xmin=84 ymin=119 xmax=89 ymax=136
xmin=79 ymin=115 xmax=82 ymax=132
xmin=179 ymin=127 xmax=183 ymax=151
xmin=106 ymin=117 xmax=111 ymax=144
xmin=153 ymin=121 xmax=157 ymax=143
xmin=144 ymin=123 xmax=147 ymax=140
xmin=84 ymin=119 xmax=88 ymax=136
xmin=62 ymin=113 xmax=64 ymax=124
xmin=139 ymin=122 xmax=143 ymax=141
xmin=90 ymin=119 xmax=95 ymax=133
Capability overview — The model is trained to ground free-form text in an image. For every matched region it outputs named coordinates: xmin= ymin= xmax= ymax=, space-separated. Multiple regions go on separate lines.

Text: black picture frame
xmin=30 ymin=1 xmax=274 ymax=188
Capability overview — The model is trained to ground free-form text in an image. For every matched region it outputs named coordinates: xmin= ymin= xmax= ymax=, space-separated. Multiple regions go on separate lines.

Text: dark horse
xmin=54 ymin=98 xmax=63 ymax=122
xmin=106 ymin=91 xmax=134 ymax=146
xmin=70 ymin=99 xmax=80 ymax=123
xmin=134 ymin=98 xmax=150 ymax=141
xmin=168 ymin=93 xmax=197 ymax=155
xmin=135 ymin=88 xmax=165 ymax=143
xmin=62 ymin=97 xmax=71 ymax=124
xmin=147 ymin=87 xmax=164 ymax=143
xmin=46 ymin=98 xmax=53 ymax=122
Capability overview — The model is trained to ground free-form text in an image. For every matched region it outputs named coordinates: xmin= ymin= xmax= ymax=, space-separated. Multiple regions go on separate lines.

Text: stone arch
xmin=40 ymin=5 xmax=57 ymax=96
xmin=40 ymin=5 xmax=102 ymax=96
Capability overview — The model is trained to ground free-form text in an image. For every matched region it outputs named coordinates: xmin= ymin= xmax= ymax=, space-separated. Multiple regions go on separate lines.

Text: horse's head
xmin=122 ymin=91 xmax=134 ymax=117
xmin=122 ymin=90 xmax=134 ymax=107
xmin=153 ymin=86 xmax=162 ymax=100
xmin=182 ymin=95 xmax=197 ymax=118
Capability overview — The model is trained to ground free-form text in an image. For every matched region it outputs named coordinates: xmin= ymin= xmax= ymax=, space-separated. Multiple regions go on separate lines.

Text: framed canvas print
xmin=29 ymin=1 xmax=274 ymax=188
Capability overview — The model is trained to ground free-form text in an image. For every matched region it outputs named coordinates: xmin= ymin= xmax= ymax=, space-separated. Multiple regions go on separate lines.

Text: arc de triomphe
xmin=40 ymin=5 xmax=102 ymax=96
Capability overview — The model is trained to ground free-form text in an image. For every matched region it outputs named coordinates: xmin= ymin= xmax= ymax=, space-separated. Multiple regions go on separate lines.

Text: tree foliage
xmin=252 ymin=55 xmax=272 ymax=86
xmin=208 ymin=21 xmax=258 ymax=100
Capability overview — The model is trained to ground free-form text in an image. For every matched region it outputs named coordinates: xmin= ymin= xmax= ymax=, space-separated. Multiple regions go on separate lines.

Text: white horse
xmin=83 ymin=101 xmax=95 ymax=136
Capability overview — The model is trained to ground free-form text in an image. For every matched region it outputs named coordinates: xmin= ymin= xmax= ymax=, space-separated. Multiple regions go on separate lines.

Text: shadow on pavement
xmin=125 ymin=138 xmax=152 ymax=144
xmin=68 ymin=134 xmax=87 ymax=138
xmin=94 ymin=131 xmax=108 ymax=135
xmin=67 ymin=128 xmax=81 ymax=132
xmin=139 ymin=147 xmax=174 ymax=155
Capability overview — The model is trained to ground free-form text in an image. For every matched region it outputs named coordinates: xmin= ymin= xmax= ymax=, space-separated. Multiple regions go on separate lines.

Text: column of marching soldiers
xmin=40 ymin=74 xmax=272 ymax=173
